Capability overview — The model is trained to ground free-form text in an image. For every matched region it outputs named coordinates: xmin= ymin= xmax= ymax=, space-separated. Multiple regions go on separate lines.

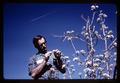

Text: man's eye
xmin=41 ymin=43 xmax=45 ymax=46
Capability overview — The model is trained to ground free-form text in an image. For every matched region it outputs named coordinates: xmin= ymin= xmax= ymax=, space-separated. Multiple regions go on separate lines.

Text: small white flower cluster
xmin=93 ymin=58 xmax=101 ymax=63
xmin=102 ymin=73 xmax=111 ymax=79
xmin=84 ymin=67 xmax=96 ymax=79
xmin=91 ymin=5 xmax=99 ymax=11
xmin=62 ymin=56 xmax=70 ymax=66
xmin=93 ymin=63 xmax=99 ymax=67
xmin=99 ymin=10 xmax=107 ymax=18
xmin=109 ymin=64 xmax=114 ymax=68
xmin=73 ymin=56 xmax=83 ymax=66
xmin=81 ymin=31 xmax=89 ymax=38
xmin=66 ymin=30 xmax=74 ymax=34
xmin=84 ymin=68 xmax=92 ymax=73
xmin=69 ymin=65 xmax=75 ymax=73
xmin=75 ymin=50 xmax=80 ymax=54
xmin=63 ymin=56 xmax=69 ymax=60
xmin=114 ymin=52 xmax=117 ymax=56
xmin=98 ymin=67 xmax=104 ymax=71
xmin=113 ymin=42 xmax=117 ymax=47
xmin=80 ymin=50 xmax=86 ymax=55
xmin=73 ymin=57 xmax=79 ymax=62
xmin=75 ymin=50 xmax=86 ymax=56
xmin=66 ymin=60 xmax=70 ymax=64
xmin=78 ymin=72 xmax=82 ymax=78
xmin=103 ymin=52 xmax=110 ymax=59
xmin=103 ymin=30 xmax=114 ymax=39
xmin=95 ymin=54 xmax=104 ymax=60
xmin=106 ymin=34 xmax=114 ymax=39
xmin=70 ymin=65 xmax=74 ymax=68
xmin=97 ymin=67 xmax=104 ymax=75
xmin=97 ymin=10 xmax=107 ymax=24
xmin=71 ymin=69 xmax=75 ymax=73
xmin=85 ymin=60 xmax=92 ymax=67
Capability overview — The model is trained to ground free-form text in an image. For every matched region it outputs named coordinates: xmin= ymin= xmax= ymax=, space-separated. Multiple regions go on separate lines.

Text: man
xmin=28 ymin=35 xmax=66 ymax=79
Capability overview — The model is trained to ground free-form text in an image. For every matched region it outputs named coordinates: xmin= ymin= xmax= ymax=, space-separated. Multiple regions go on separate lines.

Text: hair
xmin=33 ymin=35 xmax=46 ymax=49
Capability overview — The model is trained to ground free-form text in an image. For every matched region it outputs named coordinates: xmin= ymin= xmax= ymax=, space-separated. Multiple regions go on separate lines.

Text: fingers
xmin=45 ymin=51 xmax=52 ymax=57
xmin=53 ymin=49 xmax=62 ymax=58
xmin=53 ymin=49 xmax=61 ymax=54
xmin=44 ymin=51 xmax=52 ymax=61
xmin=62 ymin=64 xmax=66 ymax=69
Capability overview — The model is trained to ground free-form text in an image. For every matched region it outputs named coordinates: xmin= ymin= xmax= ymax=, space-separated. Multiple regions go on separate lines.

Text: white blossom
xmin=91 ymin=5 xmax=99 ymax=11
xmin=70 ymin=65 xmax=74 ymax=68
xmin=107 ymin=30 xmax=113 ymax=34
xmin=109 ymin=68 xmax=113 ymax=72
xmin=97 ymin=17 xmax=101 ymax=22
xmin=111 ymin=35 xmax=114 ymax=39
xmin=102 ymin=73 xmax=111 ymax=79
xmin=99 ymin=54 xmax=104 ymax=57
xmin=102 ymin=24 xmax=108 ymax=29
xmin=66 ymin=30 xmax=74 ymax=34
xmin=91 ymin=5 xmax=96 ymax=10
xmin=102 ymin=60 xmax=106 ymax=63
xmin=66 ymin=31 xmax=71 ymax=34
xmin=113 ymin=42 xmax=117 ymax=47
xmin=106 ymin=34 xmax=114 ymax=39
xmin=103 ymin=14 xmax=107 ymax=18
xmin=75 ymin=50 xmax=80 ymax=54
xmin=114 ymin=52 xmax=117 ymax=56
xmin=78 ymin=72 xmax=82 ymax=76
xmin=72 ymin=69 xmax=75 ymax=72
xmin=114 ymin=58 xmax=116 ymax=62
xmin=85 ymin=60 xmax=92 ymax=67
xmin=66 ymin=60 xmax=70 ymax=64
xmin=67 ymin=37 xmax=72 ymax=40
xmin=106 ymin=35 xmax=111 ymax=38
xmin=109 ymin=64 xmax=114 ymax=68
xmin=86 ymin=36 xmax=89 ymax=39
xmin=96 ymin=5 xmax=99 ymax=8
xmin=96 ymin=54 xmax=104 ymax=59
xmin=81 ymin=31 xmax=84 ymax=35
xmin=95 ymin=31 xmax=98 ymax=34
xmin=104 ymin=52 xmax=109 ymax=59
xmin=84 ymin=68 xmax=92 ymax=73
xmin=82 ymin=26 xmax=86 ymax=29
xmin=64 ymin=56 xmax=69 ymax=59
xmin=98 ymin=67 xmax=104 ymax=71
xmin=73 ymin=57 xmax=79 ymax=62
xmin=80 ymin=50 xmax=86 ymax=54
xmin=93 ymin=63 xmax=99 ymax=67
xmin=94 ymin=58 xmax=101 ymax=62
xmin=84 ymin=74 xmax=87 ymax=78
xmin=71 ymin=30 xmax=75 ymax=33
xmin=85 ymin=32 xmax=89 ymax=36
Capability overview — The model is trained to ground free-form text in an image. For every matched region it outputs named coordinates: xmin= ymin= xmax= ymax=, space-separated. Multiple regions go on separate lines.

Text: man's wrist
xmin=44 ymin=56 xmax=49 ymax=61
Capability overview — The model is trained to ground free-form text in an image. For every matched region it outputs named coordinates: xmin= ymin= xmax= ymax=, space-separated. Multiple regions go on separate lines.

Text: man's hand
xmin=44 ymin=51 xmax=52 ymax=61
xmin=53 ymin=49 xmax=62 ymax=59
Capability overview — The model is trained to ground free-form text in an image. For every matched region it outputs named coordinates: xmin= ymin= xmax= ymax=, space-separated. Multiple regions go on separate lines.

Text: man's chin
xmin=41 ymin=49 xmax=47 ymax=54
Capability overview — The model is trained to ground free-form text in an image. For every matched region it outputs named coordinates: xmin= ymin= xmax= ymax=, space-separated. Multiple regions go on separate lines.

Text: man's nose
xmin=42 ymin=44 xmax=46 ymax=47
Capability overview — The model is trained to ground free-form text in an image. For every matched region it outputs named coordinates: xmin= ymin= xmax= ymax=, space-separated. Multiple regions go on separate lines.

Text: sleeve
xmin=28 ymin=56 xmax=36 ymax=76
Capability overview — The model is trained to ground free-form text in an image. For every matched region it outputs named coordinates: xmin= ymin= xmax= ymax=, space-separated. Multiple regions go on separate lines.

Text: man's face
xmin=38 ymin=38 xmax=47 ymax=53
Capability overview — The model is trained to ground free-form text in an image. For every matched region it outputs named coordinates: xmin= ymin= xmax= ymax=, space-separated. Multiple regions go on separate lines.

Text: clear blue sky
xmin=3 ymin=3 xmax=117 ymax=79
